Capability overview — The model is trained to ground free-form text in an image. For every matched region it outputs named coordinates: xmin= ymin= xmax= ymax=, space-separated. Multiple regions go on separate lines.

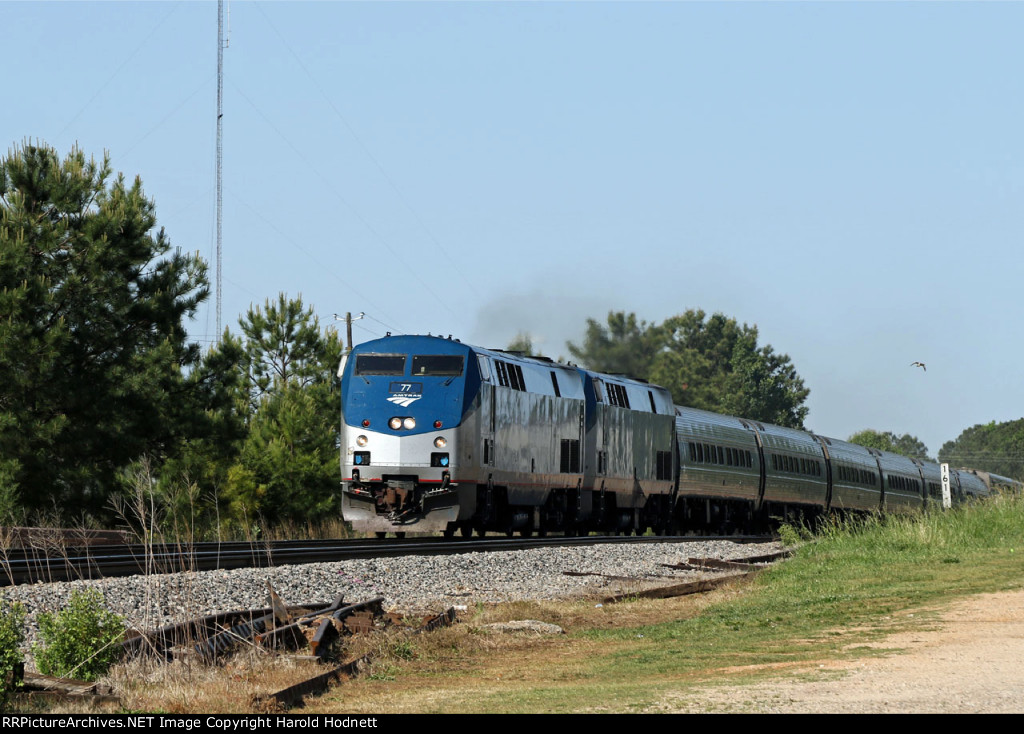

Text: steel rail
xmin=0 ymin=533 xmax=774 ymax=587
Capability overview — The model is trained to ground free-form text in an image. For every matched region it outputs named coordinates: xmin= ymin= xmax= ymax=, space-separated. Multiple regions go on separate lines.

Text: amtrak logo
xmin=387 ymin=395 xmax=421 ymax=407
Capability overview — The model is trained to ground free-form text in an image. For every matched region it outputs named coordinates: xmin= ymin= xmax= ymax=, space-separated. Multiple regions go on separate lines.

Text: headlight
xmin=434 ymin=437 xmax=447 ymax=448
xmin=389 ymin=417 xmax=402 ymax=430
xmin=403 ymin=417 xmax=416 ymax=430
xmin=356 ymin=435 xmax=368 ymax=447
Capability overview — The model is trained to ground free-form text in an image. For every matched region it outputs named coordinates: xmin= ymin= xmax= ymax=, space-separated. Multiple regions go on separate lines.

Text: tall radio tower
xmin=216 ymin=0 xmax=225 ymax=337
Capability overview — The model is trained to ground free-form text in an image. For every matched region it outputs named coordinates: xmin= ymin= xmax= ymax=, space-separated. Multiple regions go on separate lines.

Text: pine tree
xmin=0 ymin=142 xmax=208 ymax=517
xmin=221 ymin=295 xmax=343 ymax=525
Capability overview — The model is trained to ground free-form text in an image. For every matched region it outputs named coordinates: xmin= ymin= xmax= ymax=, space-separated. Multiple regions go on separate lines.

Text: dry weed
xmin=110 ymin=651 xmax=326 ymax=713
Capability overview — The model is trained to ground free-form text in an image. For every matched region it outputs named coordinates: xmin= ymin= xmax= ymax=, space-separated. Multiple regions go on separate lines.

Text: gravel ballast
xmin=2 ymin=539 xmax=781 ymax=657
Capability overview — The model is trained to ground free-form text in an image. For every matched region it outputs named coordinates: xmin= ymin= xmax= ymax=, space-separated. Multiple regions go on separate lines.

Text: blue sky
xmin=2 ymin=1 xmax=1021 ymax=457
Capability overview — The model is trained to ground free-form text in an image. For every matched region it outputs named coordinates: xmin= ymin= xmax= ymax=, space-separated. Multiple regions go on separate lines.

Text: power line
xmin=251 ymin=1 xmax=482 ymax=300
xmin=58 ymin=3 xmax=181 ymax=139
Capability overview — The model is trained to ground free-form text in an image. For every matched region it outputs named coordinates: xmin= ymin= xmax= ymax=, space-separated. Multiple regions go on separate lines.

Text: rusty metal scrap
xmin=308 ymin=618 xmax=335 ymax=658
xmin=602 ymin=572 xmax=756 ymax=603
xmin=289 ymin=599 xmax=386 ymax=660
xmin=417 ymin=607 xmax=457 ymax=634
xmin=342 ymin=609 xmax=376 ymax=635
xmin=563 ymin=570 xmax=676 ymax=581
xmin=255 ymin=606 xmax=459 ymax=709
xmin=687 ymin=557 xmax=761 ymax=571
xmin=121 ymin=585 xmax=393 ymax=663
xmin=733 ymin=549 xmax=792 ymax=564
xmin=117 ymin=582 xmax=462 ymax=709
xmin=662 ymin=550 xmax=791 ymax=573
xmin=20 ymin=671 xmax=121 ymax=705
xmin=252 ymin=654 xmax=370 ymax=710
xmin=121 ymin=602 xmax=331 ymax=661
xmin=267 ymin=580 xmax=292 ymax=624
xmin=599 ymin=550 xmax=791 ymax=603
xmin=215 ymin=590 xmax=386 ymax=663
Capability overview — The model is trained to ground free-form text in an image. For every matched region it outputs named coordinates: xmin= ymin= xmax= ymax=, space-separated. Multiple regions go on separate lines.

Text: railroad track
xmin=0 ymin=533 xmax=773 ymax=586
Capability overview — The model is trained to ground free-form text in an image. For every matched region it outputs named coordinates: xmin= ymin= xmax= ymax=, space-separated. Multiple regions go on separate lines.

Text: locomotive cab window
xmin=412 ymin=355 xmax=464 ymax=376
xmin=355 ymin=354 xmax=406 ymax=375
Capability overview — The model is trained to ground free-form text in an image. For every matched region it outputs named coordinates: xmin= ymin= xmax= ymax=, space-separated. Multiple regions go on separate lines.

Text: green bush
xmin=0 ymin=596 xmax=26 ymax=709
xmin=33 ymin=589 xmax=125 ymax=682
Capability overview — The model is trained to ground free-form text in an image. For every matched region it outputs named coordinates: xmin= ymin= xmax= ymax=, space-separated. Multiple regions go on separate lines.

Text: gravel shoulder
xmin=2 ymin=539 xmax=778 ymax=659
xmin=11 ymin=541 xmax=1021 ymax=713
xmin=661 ymin=588 xmax=1024 ymax=713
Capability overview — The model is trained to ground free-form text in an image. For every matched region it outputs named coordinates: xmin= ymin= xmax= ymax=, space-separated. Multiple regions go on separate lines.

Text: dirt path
xmin=661 ymin=588 xmax=1024 ymax=713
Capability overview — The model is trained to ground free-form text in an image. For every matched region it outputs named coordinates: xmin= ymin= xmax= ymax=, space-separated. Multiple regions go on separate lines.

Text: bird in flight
xmin=911 ymin=361 xmax=926 ymax=371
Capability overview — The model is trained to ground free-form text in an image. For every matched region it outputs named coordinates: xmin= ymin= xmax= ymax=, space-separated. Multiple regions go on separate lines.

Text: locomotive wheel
xmin=443 ymin=527 xmax=455 ymax=539
xmin=375 ymin=532 xmax=387 ymax=539
xmin=460 ymin=523 xmax=473 ymax=539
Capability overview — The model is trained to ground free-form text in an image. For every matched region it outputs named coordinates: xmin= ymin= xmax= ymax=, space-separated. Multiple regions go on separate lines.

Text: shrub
xmin=0 ymin=596 xmax=26 ymax=709
xmin=33 ymin=589 xmax=125 ymax=681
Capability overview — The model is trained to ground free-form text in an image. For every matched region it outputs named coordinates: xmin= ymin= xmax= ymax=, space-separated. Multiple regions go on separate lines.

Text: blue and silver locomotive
xmin=339 ymin=334 xmax=1018 ymax=537
xmin=339 ymin=334 xmax=675 ymax=537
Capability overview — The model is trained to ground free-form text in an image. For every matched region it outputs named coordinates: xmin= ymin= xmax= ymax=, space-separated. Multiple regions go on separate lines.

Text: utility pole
xmin=334 ymin=312 xmax=365 ymax=353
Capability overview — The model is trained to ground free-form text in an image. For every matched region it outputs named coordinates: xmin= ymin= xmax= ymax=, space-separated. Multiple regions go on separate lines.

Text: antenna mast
xmin=216 ymin=0 xmax=225 ymax=338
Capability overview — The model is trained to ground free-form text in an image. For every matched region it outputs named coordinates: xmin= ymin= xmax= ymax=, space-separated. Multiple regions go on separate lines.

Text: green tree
xmin=568 ymin=310 xmax=809 ymax=427
xmin=144 ymin=332 xmax=249 ymax=534
xmin=223 ymin=381 xmax=340 ymax=523
xmin=221 ymin=295 xmax=343 ymax=524
xmin=567 ymin=311 xmax=661 ymax=377
xmin=238 ymin=294 xmax=331 ymax=410
xmin=506 ymin=332 xmax=534 ymax=354
xmin=0 ymin=142 xmax=208 ymax=517
xmin=939 ymin=419 xmax=1024 ymax=480
xmin=718 ymin=331 xmax=809 ymax=429
xmin=848 ymin=429 xmax=931 ymax=460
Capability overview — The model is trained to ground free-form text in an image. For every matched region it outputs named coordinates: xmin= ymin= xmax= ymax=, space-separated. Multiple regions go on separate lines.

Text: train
xmin=338 ymin=334 xmax=1020 ymax=537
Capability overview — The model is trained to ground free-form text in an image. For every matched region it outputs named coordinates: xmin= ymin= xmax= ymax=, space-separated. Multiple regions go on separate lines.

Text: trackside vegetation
xmin=8 ymin=492 xmax=1024 ymax=713
xmin=0 ymin=596 xmax=26 ymax=710
xmin=305 ymin=492 xmax=1024 ymax=714
xmin=33 ymin=589 xmax=125 ymax=682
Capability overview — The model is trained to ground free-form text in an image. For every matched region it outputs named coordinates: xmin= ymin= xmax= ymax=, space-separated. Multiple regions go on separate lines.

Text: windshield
xmin=411 ymin=355 xmax=464 ymax=376
xmin=354 ymin=354 xmax=406 ymax=376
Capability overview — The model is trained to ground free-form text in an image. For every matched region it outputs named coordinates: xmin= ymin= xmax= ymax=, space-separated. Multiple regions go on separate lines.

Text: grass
xmin=16 ymin=492 xmax=1024 ymax=713
xmin=304 ymin=492 xmax=1024 ymax=713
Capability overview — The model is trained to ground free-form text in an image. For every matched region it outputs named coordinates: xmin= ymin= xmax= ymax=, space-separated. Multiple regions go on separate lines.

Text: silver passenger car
xmin=877 ymin=452 xmax=927 ymax=512
xmin=813 ymin=436 xmax=882 ymax=512
xmin=758 ymin=422 xmax=828 ymax=512
xmin=673 ymin=407 xmax=765 ymax=531
xmin=950 ymin=468 xmax=989 ymax=501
